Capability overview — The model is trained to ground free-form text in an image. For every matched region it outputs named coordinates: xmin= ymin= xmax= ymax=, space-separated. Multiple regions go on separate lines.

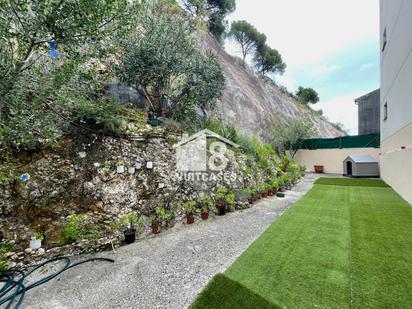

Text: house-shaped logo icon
xmin=173 ymin=129 xmax=239 ymax=172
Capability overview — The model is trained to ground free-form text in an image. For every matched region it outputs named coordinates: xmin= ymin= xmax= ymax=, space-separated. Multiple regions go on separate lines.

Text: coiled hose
xmin=0 ymin=256 xmax=114 ymax=309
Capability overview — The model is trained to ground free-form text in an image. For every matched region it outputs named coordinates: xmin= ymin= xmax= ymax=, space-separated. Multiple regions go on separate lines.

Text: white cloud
xmin=227 ymin=0 xmax=379 ymax=69
xmin=359 ymin=62 xmax=375 ymax=71
xmin=310 ymin=64 xmax=341 ymax=77
xmin=313 ymin=93 xmax=363 ymax=135
xmin=225 ymin=0 xmax=379 ymax=136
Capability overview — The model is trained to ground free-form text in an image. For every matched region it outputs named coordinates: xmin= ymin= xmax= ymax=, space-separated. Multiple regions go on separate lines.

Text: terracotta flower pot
xmin=201 ymin=211 xmax=209 ymax=220
xmin=186 ymin=214 xmax=195 ymax=224
xmin=216 ymin=202 xmax=226 ymax=216
xmin=151 ymin=223 xmax=161 ymax=234
xmin=314 ymin=165 xmax=324 ymax=173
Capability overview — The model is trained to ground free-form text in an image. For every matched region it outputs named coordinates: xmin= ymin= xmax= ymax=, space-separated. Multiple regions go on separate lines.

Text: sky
xmin=225 ymin=0 xmax=380 ymax=135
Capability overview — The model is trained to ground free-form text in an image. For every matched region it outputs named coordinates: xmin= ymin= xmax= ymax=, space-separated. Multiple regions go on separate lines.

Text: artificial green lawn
xmin=190 ymin=178 xmax=412 ymax=309
xmin=314 ymin=177 xmax=389 ymax=187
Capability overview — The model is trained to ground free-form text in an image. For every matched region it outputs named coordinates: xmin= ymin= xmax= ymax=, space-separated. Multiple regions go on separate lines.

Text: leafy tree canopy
xmin=254 ymin=44 xmax=286 ymax=76
xmin=0 ymin=0 xmax=133 ymax=101
xmin=180 ymin=0 xmax=236 ymax=42
xmin=271 ymin=118 xmax=314 ymax=157
xmin=228 ymin=20 xmax=265 ymax=63
xmin=116 ymin=1 xmax=224 ymax=121
xmin=296 ymin=86 xmax=320 ymax=104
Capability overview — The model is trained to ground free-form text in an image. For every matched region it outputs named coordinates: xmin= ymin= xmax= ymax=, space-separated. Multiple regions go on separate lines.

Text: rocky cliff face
xmin=199 ymin=34 xmax=344 ymax=140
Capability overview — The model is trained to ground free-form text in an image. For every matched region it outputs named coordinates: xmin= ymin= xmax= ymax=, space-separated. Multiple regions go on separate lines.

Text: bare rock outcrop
xmin=199 ymin=34 xmax=344 ymax=140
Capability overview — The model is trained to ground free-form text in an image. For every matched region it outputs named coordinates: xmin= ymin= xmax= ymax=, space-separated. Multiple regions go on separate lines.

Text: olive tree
xmin=0 ymin=0 xmax=131 ymax=102
xmin=271 ymin=118 xmax=314 ymax=157
xmin=116 ymin=2 xmax=224 ymax=121
xmin=0 ymin=0 xmax=139 ymax=149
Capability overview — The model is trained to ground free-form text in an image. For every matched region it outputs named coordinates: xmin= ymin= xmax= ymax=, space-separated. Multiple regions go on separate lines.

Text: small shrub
xmin=183 ymin=200 xmax=197 ymax=215
xmin=0 ymin=242 xmax=15 ymax=272
xmin=112 ymin=212 xmax=144 ymax=234
xmin=0 ymin=259 xmax=7 ymax=272
xmin=71 ymin=98 xmax=146 ymax=136
xmin=33 ymin=232 xmax=44 ymax=241
xmin=60 ymin=214 xmax=101 ymax=244
xmin=59 ymin=215 xmax=84 ymax=245
xmin=0 ymin=156 xmax=16 ymax=184
xmin=215 ymin=186 xmax=235 ymax=205
xmin=197 ymin=193 xmax=214 ymax=213
xmin=235 ymin=134 xmax=257 ymax=156
xmin=199 ymin=118 xmax=238 ymax=142
xmin=149 ymin=207 xmax=169 ymax=226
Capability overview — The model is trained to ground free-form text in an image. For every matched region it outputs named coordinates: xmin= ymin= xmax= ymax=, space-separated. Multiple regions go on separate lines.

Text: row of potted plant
xmin=242 ymin=172 xmax=303 ymax=204
xmin=182 ymin=187 xmax=235 ymax=225
xmin=111 ymin=171 xmax=305 ymax=245
xmin=111 ymin=186 xmax=237 ymax=244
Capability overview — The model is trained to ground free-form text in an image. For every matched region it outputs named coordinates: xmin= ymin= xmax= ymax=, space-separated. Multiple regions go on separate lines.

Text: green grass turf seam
xmin=314 ymin=177 xmax=389 ymax=188
xmin=348 ymin=190 xmax=354 ymax=309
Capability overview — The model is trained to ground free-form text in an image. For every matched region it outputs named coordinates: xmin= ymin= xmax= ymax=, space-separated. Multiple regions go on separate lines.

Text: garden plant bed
xmin=190 ymin=178 xmax=412 ymax=308
xmin=19 ymin=176 xmax=316 ymax=308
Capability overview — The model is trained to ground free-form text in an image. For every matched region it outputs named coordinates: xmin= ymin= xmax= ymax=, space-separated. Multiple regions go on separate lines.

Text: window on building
xmin=382 ymin=27 xmax=387 ymax=52
xmin=384 ymin=102 xmax=388 ymax=120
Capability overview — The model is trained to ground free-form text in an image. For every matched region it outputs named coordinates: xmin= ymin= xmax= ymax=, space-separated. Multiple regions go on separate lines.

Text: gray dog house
xmin=343 ymin=155 xmax=379 ymax=177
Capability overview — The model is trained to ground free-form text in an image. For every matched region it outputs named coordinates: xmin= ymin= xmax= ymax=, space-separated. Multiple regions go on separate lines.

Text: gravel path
xmin=22 ymin=174 xmax=320 ymax=309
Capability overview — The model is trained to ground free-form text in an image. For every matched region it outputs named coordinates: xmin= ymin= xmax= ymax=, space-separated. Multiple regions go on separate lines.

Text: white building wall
xmin=292 ymin=148 xmax=380 ymax=175
xmin=380 ymin=0 xmax=412 ymax=204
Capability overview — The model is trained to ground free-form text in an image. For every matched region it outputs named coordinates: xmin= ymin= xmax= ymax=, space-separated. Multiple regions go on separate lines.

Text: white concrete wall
xmin=380 ymin=0 xmax=412 ymax=204
xmin=380 ymin=123 xmax=412 ymax=204
xmin=380 ymin=0 xmax=412 ymax=140
xmin=292 ymin=148 xmax=380 ymax=174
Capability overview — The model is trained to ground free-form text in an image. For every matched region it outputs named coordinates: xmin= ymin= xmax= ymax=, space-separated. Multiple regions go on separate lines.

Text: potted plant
xmin=283 ymin=174 xmax=292 ymax=190
xmin=30 ymin=232 xmax=43 ymax=250
xmin=278 ymin=176 xmax=286 ymax=192
xmin=214 ymin=186 xmax=234 ymax=216
xmin=267 ymin=184 xmax=273 ymax=196
xmin=150 ymin=207 xmax=167 ymax=234
xmin=270 ymin=179 xmax=279 ymax=195
xmin=245 ymin=188 xmax=256 ymax=204
xmin=225 ymin=192 xmax=235 ymax=211
xmin=116 ymin=160 xmax=125 ymax=174
xmin=314 ymin=165 xmax=324 ymax=173
xmin=257 ymin=184 xmax=268 ymax=198
xmin=112 ymin=212 xmax=144 ymax=244
xmin=264 ymin=183 xmax=273 ymax=196
xmin=165 ymin=201 xmax=178 ymax=229
xmin=183 ymin=200 xmax=197 ymax=224
xmin=198 ymin=194 xmax=214 ymax=220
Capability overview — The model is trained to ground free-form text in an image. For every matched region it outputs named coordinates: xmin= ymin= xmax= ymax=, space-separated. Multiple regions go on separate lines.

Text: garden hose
xmin=0 ymin=256 xmax=114 ymax=309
